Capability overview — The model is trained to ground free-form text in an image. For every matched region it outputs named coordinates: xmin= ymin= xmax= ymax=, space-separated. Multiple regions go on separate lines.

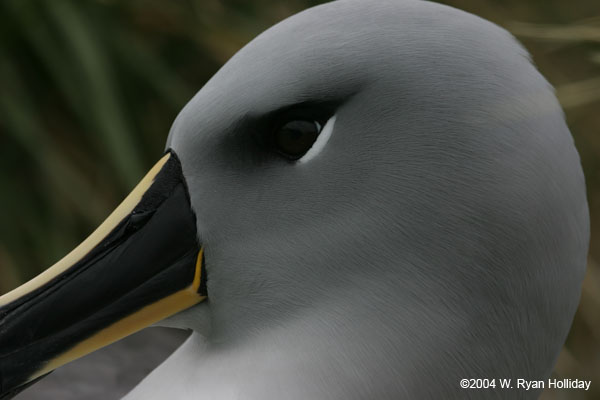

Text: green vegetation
xmin=0 ymin=1 xmax=598 ymax=399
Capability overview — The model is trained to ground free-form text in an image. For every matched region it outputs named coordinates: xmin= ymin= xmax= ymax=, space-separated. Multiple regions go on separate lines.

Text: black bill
xmin=0 ymin=150 xmax=206 ymax=398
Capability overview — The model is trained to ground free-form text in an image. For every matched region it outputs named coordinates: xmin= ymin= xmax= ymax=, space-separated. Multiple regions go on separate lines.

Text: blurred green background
xmin=0 ymin=1 xmax=598 ymax=399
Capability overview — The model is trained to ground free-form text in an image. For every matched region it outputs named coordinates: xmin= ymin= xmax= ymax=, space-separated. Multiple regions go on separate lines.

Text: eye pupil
xmin=274 ymin=120 xmax=321 ymax=159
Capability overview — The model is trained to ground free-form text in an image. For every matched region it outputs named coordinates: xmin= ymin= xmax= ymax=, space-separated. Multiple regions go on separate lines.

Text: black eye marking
xmin=272 ymin=120 xmax=322 ymax=160
xmin=246 ymin=99 xmax=345 ymax=163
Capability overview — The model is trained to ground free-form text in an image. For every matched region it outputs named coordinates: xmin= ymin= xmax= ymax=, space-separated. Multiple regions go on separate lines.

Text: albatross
xmin=0 ymin=0 xmax=589 ymax=399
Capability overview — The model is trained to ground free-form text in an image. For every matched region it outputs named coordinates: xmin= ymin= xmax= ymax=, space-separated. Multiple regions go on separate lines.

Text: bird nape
xmin=0 ymin=0 xmax=589 ymax=399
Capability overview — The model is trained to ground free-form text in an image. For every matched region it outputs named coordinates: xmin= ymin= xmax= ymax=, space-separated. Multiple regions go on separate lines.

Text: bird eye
xmin=272 ymin=120 xmax=322 ymax=160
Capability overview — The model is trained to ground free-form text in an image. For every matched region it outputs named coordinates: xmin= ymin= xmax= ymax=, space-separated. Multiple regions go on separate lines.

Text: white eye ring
xmin=298 ymin=115 xmax=336 ymax=164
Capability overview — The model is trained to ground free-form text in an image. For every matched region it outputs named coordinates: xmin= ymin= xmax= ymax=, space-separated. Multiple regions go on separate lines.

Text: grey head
xmin=142 ymin=0 xmax=589 ymax=398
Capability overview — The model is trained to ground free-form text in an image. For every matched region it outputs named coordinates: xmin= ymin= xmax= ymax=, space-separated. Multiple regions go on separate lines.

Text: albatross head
xmin=0 ymin=0 xmax=589 ymax=399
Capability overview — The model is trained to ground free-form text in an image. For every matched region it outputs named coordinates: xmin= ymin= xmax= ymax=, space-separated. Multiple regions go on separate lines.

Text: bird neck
xmin=126 ymin=282 xmax=475 ymax=400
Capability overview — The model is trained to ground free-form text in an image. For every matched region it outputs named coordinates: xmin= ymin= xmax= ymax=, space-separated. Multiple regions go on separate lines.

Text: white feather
xmin=298 ymin=115 xmax=336 ymax=164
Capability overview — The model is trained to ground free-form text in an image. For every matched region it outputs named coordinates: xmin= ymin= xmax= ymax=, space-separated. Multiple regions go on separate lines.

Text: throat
xmin=125 ymin=300 xmax=418 ymax=400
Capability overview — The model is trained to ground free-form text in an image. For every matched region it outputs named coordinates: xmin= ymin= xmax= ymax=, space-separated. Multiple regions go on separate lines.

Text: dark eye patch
xmin=272 ymin=120 xmax=322 ymax=160
xmin=258 ymin=100 xmax=339 ymax=161
xmin=226 ymin=100 xmax=343 ymax=166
